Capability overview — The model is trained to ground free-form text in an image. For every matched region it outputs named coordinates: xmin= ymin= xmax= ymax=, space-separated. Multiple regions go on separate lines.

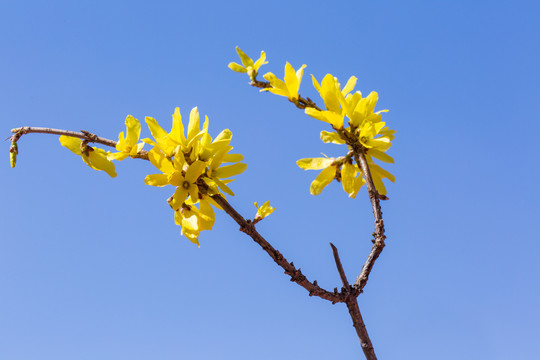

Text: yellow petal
xmin=169 ymin=187 xmax=189 ymax=210
xmin=107 ymin=151 xmax=129 ymax=161
xmin=125 ymin=115 xmax=141 ymax=148
xmin=341 ymin=162 xmax=356 ymax=196
xmin=87 ymin=149 xmax=117 ymax=178
xmin=213 ymin=177 xmax=235 ymax=196
xmin=187 ymin=107 xmax=200 ymax=143
xmin=148 ymin=147 xmax=175 ymax=174
xmin=235 ymin=46 xmax=254 ymax=68
xmin=342 ymin=76 xmax=357 ymax=96
xmin=253 ymin=51 xmax=268 ymax=70
xmin=169 ymin=107 xmax=186 ymax=146
xmin=369 ymin=149 xmax=394 ymax=164
xmin=59 ymin=136 xmax=82 ymax=155
xmin=296 ymin=157 xmax=333 ymax=170
xmin=228 ymin=62 xmax=247 ymax=73
xmin=320 ymin=131 xmax=345 ymax=144
xmin=145 ymin=116 xmax=168 ymax=141
xmin=213 ymin=162 xmax=247 ymax=178
xmin=199 ymin=200 xmax=215 ymax=230
xmin=144 ymin=173 xmax=170 ymax=187
xmin=310 ymin=166 xmax=336 ymax=195
xmin=222 ymin=153 xmax=244 ymax=163
xmin=185 ymin=160 xmax=207 ymax=182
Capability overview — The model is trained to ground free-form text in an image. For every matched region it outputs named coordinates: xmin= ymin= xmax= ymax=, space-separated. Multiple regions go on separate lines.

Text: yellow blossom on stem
xmin=142 ymin=106 xmax=247 ymax=244
xmin=341 ymin=162 xmax=365 ymax=198
xmin=228 ymin=46 xmax=268 ymax=79
xmin=174 ymin=197 xmax=216 ymax=246
xmin=296 ymin=157 xmax=339 ymax=195
xmin=59 ymin=136 xmax=116 ymax=178
xmin=254 ymin=200 xmax=275 ymax=221
xmin=304 ymin=74 xmax=358 ymax=129
xmin=262 ymin=62 xmax=307 ymax=102
xmin=108 ymin=115 xmax=144 ymax=161
xmin=143 ymin=147 xmax=206 ymax=210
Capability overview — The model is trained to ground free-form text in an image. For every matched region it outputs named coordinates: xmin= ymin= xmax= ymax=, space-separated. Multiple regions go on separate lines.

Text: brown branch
xmin=330 ymin=242 xmax=350 ymax=289
xmin=352 ymin=150 xmax=386 ymax=292
xmin=330 ymin=243 xmax=377 ymax=360
xmin=10 ymin=126 xmax=148 ymax=160
xmin=211 ymin=193 xmax=346 ymax=304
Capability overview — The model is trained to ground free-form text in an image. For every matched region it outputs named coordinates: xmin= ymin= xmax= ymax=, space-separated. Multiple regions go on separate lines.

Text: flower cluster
xmin=58 ymin=108 xmax=246 ymax=245
xmin=141 ymin=107 xmax=246 ymax=245
xmin=230 ymin=48 xmax=395 ymax=197
xmin=300 ymin=74 xmax=395 ymax=196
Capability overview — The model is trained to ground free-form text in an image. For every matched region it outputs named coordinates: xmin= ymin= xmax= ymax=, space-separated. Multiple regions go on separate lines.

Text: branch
xmin=330 ymin=243 xmax=377 ymax=360
xmin=11 ymin=126 xmax=117 ymax=147
xmin=211 ymin=193 xmax=347 ymax=303
xmin=352 ymin=150 xmax=386 ymax=292
xmin=10 ymin=126 xmax=149 ymax=159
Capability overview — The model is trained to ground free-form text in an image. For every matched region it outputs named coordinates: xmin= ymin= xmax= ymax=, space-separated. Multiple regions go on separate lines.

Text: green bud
xmin=9 ymin=143 xmax=18 ymax=168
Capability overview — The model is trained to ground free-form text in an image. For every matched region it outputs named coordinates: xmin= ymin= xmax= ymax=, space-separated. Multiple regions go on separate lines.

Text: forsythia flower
xmin=175 ymin=197 xmax=216 ymax=246
xmin=296 ymin=157 xmax=339 ymax=196
xmin=262 ymin=62 xmax=307 ymax=102
xmin=143 ymin=107 xmax=247 ymax=245
xmin=59 ymin=136 xmax=117 ymax=178
xmin=108 ymin=115 xmax=144 ymax=161
xmin=228 ymin=46 xmax=268 ymax=79
xmin=297 ymin=72 xmax=395 ymax=197
xmin=254 ymin=200 xmax=275 ymax=221
xmin=303 ymin=74 xmax=358 ymax=129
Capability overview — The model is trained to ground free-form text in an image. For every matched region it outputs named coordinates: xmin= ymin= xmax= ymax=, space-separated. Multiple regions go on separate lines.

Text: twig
xmin=11 ymin=127 xmax=118 ymax=147
xmin=330 ymin=242 xmax=350 ymax=289
xmin=10 ymin=126 xmax=148 ymax=159
xmin=330 ymin=243 xmax=377 ymax=360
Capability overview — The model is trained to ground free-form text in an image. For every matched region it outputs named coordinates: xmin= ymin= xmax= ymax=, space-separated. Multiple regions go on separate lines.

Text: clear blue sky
xmin=1 ymin=1 xmax=539 ymax=359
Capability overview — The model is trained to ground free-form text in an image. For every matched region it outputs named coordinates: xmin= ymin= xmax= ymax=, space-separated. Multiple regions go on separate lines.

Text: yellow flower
xmin=358 ymin=121 xmax=392 ymax=152
xmin=108 ymin=115 xmax=144 ymax=161
xmin=297 ymin=157 xmax=366 ymax=197
xmin=175 ymin=197 xmax=216 ymax=246
xmin=144 ymin=107 xmax=206 ymax=158
xmin=302 ymin=74 xmax=358 ymax=129
xmin=228 ymin=46 xmax=268 ymax=79
xmin=59 ymin=136 xmax=116 ymax=178
xmin=143 ymin=147 xmax=207 ymax=210
xmin=142 ymin=107 xmax=247 ymax=244
xmin=346 ymin=91 xmax=388 ymax=128
xmin=365 ymin=155 xmax=395 ymax=196
xmin=254 ymin=200 xmax=275 ymax=221
xmin=262 ymin=62 xmax=307 ymax=102
xmin=296 ymin=157 xmax=338 ymax=195
xmin=341 ymin=162 xmax=365 ymax=199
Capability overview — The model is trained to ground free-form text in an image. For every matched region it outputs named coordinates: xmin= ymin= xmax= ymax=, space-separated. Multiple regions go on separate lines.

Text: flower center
xmin=360 ymin=136 xmax=369 ymax=144
xmin=182 ymin=180 xmax=190 ymax=190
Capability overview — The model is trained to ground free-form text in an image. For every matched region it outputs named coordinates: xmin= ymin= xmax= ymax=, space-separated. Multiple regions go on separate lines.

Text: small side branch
xmin=330 ymin=243 xmax=377 ymax=360
xmin=10 ymin=126 xmax=149 ymax=160
xmin=330 ymin=242 xmax=350 ymax=289
xmin=11 ymin=126 xmax=118 ymax=148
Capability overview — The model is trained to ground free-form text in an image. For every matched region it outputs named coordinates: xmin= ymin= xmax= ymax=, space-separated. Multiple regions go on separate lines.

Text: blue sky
xmin=1 ymin=1 xmax=539 ymax=359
